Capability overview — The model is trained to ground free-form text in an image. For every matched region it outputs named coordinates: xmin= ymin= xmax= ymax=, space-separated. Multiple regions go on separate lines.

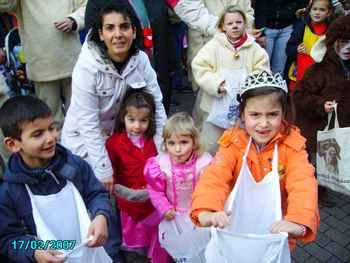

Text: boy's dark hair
xmin=90 ymin=3 xmax=143 ymax=57
xmin=0 ymin=95 xmax=52 ymax=140
xmin=114 ymin=89 xmax=156 ymax=138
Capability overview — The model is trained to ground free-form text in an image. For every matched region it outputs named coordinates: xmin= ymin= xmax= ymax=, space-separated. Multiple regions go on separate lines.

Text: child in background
xmin=192 ymin=6 xmax=269 ymax=155
xmin=286 ymin=0 xmax=333 ymax=93
xmin=191 ymin=71 xmax=319 ymax=259
xmin=105 ymin=90 xmax=167 ymax=262
xmin=144 ymin=112 xmax=212 ymax=262
xmin=0 ymin=96 xmax=115 ymax=263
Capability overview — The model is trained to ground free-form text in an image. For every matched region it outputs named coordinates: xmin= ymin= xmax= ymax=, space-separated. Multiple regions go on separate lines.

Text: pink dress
xmin=144 ymin=152 xmax=212 ymax=261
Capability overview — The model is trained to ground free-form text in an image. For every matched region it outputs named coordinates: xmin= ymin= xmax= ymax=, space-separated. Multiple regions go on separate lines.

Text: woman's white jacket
xmin=62 ymin=40 xmax=167 ymax=181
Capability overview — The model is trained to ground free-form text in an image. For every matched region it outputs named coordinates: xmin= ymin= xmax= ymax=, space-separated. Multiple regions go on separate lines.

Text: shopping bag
xmin=158 ymin=213 xmax=210 ymax=263
xmin=317 ymin=104 xmax=350 ymax=196
xmin=206 ymin=68 xmax=246 ymax=129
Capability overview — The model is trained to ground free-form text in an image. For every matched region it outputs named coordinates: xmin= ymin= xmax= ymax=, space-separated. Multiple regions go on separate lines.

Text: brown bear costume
xmin=294 ymin=15 xmax=350 ymax=163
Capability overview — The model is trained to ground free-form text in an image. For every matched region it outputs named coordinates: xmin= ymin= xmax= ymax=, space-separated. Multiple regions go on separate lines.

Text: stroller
xmin=4 ymin=27 xmax=34 ymax=96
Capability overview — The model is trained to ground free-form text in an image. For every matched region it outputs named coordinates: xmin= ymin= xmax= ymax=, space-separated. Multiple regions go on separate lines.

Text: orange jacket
xmin=191 ymin=124 xmax=319 ymax=248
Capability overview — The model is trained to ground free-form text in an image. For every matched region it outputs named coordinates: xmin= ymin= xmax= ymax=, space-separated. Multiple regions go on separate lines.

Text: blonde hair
xmin=217 ymin=6 xmax=247 ymax=32
xmin=162 ymin=112 xmax=203 ymax=154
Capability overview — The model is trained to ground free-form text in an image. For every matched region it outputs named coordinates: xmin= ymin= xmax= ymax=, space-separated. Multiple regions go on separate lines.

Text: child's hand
xmin=87 ymin=214 xmax=109 ymax=247
xmin=34 ymin=249 xmax=64 ymax=263
xmin=101 ymin=176 xmax=114 ymax=193
xmin=295 ymin=8 xmax=306 ymax=18
xmin=270 ymin=220 xmax=306 ymax=236
xmin=218 ymin=81 xmax=227 ymax=96
xmin=198 ymin=211 xmax=231 ymax=228
xmin=324 ymin=100 xmax=337 ymax=113
xmin=297 ymin=43 xmax=307 ymax=54
xmin=164 ymin=208 xmax=176 ymax=221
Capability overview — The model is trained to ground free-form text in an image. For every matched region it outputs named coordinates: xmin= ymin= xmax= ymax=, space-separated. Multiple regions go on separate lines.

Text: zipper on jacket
xmin=44 ymin=169 xmax=60 ymax=185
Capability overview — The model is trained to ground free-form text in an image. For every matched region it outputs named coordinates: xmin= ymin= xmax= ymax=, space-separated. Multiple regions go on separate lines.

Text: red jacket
xmin=106 ymin=131 xmax=157 ymax=221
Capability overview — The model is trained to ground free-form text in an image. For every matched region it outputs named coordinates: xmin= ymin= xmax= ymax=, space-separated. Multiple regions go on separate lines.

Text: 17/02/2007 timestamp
xmin=11 ymin=240 xmax=77 ymax=250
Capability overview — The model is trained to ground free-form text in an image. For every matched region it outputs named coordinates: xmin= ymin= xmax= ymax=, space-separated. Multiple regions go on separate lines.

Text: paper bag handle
xmin=324 ymin=104 xmax=339 ymax=131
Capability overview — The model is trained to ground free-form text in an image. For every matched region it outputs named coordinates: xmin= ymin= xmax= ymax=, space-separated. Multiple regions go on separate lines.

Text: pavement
xmin=125 ymin=89 xmax=350 ymax=263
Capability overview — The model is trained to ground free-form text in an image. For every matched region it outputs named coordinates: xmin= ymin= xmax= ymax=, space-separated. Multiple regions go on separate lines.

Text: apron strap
xmin=271 ymin=143 xmax=279 ymax=173
xmin=243 ymin=138 xmax=252 ymax=160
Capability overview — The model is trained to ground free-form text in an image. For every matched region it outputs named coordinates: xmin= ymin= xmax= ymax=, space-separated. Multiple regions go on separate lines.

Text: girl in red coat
xmin=106 ymin=89 xmax=168 ymax=262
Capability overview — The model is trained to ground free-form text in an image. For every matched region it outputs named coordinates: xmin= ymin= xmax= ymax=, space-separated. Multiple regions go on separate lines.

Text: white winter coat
xmin=192 ymin=33 xmax=270 ymax=113
xmin=61 ymin=39 xmax=167 ymax=181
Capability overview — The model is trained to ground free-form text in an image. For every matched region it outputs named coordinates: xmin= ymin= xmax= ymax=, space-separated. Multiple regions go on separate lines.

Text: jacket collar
xmin=81 ymin=38 xmax=140 ymax=76
xmin=4 ymin=144 xmax=78 ymax=185
xmin=219 ymin=122 xmax=306 ymax=158
xmin=214 ymin=32 xmax=255 ymax=51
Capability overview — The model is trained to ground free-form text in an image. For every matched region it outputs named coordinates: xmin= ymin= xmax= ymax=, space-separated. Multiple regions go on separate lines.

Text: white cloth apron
xmin=205 ymin=138 xmax=291 ymax=263
xmin=158 ymin=159 xmax=210 ymax=263
xmin=25 ymin=181 xmax=112 ymax=263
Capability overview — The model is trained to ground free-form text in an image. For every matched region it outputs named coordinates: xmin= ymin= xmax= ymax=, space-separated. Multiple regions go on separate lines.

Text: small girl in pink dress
xmin=144 ymin=112 xmax=212 ymax=262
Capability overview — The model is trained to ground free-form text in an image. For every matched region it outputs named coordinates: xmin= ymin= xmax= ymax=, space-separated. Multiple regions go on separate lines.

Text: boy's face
xmin=5 ymin=116 xmax=59 ymax=168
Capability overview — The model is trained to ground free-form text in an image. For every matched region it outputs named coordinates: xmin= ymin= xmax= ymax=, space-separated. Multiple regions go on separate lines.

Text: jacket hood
xmin=213 ymin=32 xmax=255 ymax=51
xmin=79 ymin=30 xmax=140 ymax=73
xmin=4 ymin=144 xmax=68 ymax=185
xmin=326 ymin=15 xmax=350 ymax=48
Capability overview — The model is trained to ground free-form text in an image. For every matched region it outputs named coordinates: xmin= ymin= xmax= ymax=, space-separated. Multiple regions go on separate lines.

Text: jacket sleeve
xmin=78 ymin=157 xmax=113 ymax=223
xmin=144 ymin=157 xmax=173 ymax=216
xmin=68 ymin=0 xmax=87 ymax=31
xmin=0 ymin=0 xmax=17 ymax=12
xmin=105 ymin=135 xmax=120 ymax=183
xmin=283 ymin=146 xmax=319 ymax=243
xmin=293 ymin=65 xmax=328 ymax=120
xmin=70 ymin=58 xmax=113 ymax=181
xmin=252 ymin=44 xmax=270 ymax=72
xmin=191 ymin=134 xmax=237 ymax=226
xmin=0 ymin=187 xmax=36 ymax=263
xmin=173 ymin=0 xmax=218 ymax=35
xmin=139 ymin=51 xmax=167 ymax=149
xmin=191 ymin=39 xmax=225 ymax=97
xmin=286 ymin=20 xmax=305 ymax=61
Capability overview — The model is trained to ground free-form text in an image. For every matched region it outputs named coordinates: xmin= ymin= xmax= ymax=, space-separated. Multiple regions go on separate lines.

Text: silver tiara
xmin=239 ymin=70 xmax=288 ymax=96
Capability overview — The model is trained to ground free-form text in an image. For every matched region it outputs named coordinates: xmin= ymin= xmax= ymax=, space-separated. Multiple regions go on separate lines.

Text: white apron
xmin=25 ymin=181 xmax=112 ymax=263
xmin=205 ymin=138 xmax=291 ymax=263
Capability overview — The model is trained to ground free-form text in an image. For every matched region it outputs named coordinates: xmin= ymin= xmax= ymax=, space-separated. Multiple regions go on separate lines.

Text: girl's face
xmin=124 ymin=106 xmax=150 ymax=136
xmin=222 ymin=12 xmax=245 ymax=41
xmin=99 ymin=11 xmax=136 ymax=62
xmin=335 ymin=39 xmax=350 ymax=60
xmin=241 ymin=93 xmax=283 ymax=146
xmin=165 ymin=133 xmax=194 ymax=164
xmin=310 ymin=0 xmax=331 ymax=23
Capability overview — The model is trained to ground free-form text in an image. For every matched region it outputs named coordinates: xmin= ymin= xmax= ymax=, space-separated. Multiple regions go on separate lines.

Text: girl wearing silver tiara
xmin=191 ymin=6 xmax=270 ymax=155
xmin=190 ymin=71 xmax=319 ymax=261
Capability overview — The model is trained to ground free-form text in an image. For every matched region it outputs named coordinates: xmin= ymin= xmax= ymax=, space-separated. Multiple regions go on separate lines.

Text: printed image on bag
xmin=317 ymin=105 xmax=350 ymax=196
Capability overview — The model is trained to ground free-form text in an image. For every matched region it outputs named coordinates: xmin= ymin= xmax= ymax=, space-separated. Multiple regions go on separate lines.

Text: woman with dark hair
xmin=62 ymin=3 xmax=166 ymax=192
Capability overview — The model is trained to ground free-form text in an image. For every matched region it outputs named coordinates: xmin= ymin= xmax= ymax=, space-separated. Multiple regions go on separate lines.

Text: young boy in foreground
xmin=0 ymin=96 xmax=117 ymax=263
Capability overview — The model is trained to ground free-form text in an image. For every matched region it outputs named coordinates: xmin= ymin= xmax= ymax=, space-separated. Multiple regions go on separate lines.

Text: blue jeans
xmin=265 ymin=25 xmax=293 ymax=74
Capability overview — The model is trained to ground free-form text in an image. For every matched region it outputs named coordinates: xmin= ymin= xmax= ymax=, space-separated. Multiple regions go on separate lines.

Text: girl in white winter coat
xmin=192 ymin=6 xmax=270 ymax=155
xmin=62 ymin=3 xmax=166 ymax=191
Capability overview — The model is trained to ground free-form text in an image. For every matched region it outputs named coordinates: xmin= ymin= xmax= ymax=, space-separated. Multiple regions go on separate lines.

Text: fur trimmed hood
xmin=326 ymin=15 xmax=350 ymax=47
